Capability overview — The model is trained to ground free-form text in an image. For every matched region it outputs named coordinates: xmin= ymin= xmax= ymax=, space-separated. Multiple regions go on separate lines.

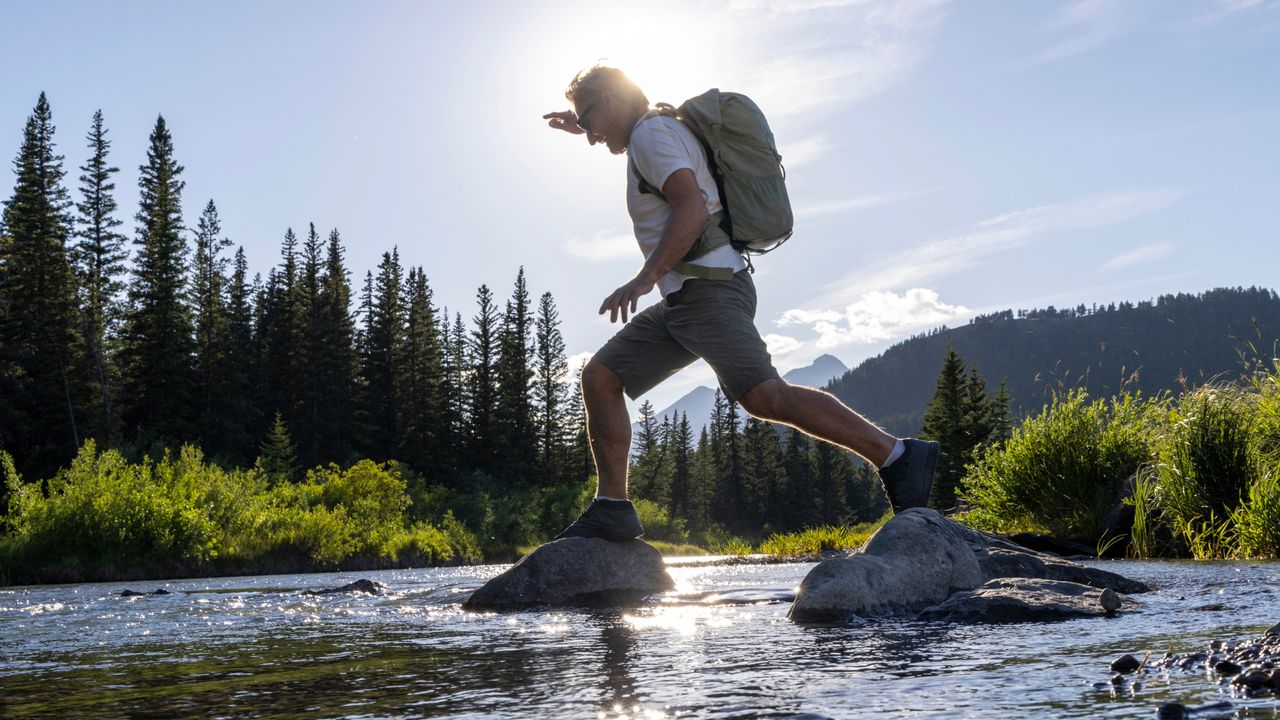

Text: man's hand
xmin=543 ymin=110 xmax=586 ymax=135
xmin=599 ymin=274 xmax=656 ymax=324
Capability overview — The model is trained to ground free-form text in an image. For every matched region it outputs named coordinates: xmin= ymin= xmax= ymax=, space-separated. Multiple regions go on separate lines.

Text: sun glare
xmin=533 ymin=5 xmax=725 ymax=106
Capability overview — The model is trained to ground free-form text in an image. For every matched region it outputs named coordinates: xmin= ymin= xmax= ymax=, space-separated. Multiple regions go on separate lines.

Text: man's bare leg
xmin=738 ymin=378 xmax=896 ymax=466
xmin=580 ymin=360 xmax=631 ymax=499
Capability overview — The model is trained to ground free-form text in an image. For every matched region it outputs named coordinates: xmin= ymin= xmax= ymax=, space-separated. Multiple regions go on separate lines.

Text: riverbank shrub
xmin=1154 ymin=386 xmax=1263 ymax=557
xmin=0 ymin=443 xmax=482 ymax=584
xmin=960 ymin=390 xmax=1161 ymax=544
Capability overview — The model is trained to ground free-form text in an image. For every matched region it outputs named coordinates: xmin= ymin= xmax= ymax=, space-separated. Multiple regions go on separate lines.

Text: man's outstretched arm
xmin=598 ymin=168 xmax=708 ymax=323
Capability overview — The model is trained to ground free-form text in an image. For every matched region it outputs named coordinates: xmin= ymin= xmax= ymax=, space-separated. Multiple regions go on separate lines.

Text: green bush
xmin=960 ymin=390 xmax=1160 ymax=543
xmin=0 ymin=442 xmax=481 ymax=583
xmin=633 ymin=498 xmax=688 ymax=543
xmin=1155 ymin=385 xmax=1263 ymax=557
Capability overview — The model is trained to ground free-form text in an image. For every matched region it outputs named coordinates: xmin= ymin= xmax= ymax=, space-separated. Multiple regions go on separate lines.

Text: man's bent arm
xmin=638 ymin=168 xmax=709 ymax=283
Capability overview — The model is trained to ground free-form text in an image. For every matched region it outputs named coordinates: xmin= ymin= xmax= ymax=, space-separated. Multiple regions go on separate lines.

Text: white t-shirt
xmin=626 ymin=115 xmax=747 ymax=297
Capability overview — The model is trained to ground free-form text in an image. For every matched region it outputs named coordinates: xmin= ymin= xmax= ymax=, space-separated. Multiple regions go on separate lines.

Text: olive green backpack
xmin=630 ymin=88 xmax=793 ymax=280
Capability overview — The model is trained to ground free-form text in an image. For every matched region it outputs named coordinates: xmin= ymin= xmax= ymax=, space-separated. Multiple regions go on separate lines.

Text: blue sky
xmin=3 ymin=0 xmax=1278 ymax=414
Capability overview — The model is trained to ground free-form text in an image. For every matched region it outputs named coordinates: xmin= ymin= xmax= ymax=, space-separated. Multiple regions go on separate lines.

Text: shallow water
xmin=3 ymin=559 xmax=1280 ymax=719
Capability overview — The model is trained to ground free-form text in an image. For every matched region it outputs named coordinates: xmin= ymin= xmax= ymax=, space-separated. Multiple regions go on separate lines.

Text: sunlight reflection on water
xmin=2 ymin=560 xmax=1280 ymax=718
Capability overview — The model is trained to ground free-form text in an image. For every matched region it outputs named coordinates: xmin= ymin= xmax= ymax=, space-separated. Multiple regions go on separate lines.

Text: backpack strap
xmin=630 ymin=110 xmax=738 ymax=281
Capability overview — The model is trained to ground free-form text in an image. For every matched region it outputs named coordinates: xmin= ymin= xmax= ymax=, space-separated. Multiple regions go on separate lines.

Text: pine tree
xmin=120 ymin=115 xmax=194 ymax=449
xmin=686 ymin=426 xmax=716 ymax=531
xmin=257 ymin=227 xmax=304 ymax=443
xmin=495 ymin=268 xmax=536 ymax=481
xmin=741 ymin=417 xmax=784 ymax=531
xmin=467 ymin=283 xmax=500 ymax=472
xmin=0 ymin=93 xmax=82 ymax=478
xmin=630 ymin=400 xmax=665 ymax=502
xmin=257 ymin=411 xmax=297 ymax=484
xmin=919 ymin=347 xmax=968 ymax=510
xmin=782 ymin=429 xmax=817 ymax=529
xmin=963 ymin=363 xmax=995 ymax=454
xmin=73 ymin=109 xmax=127 ymax=447
xmin=812 ymin=441 xmax=852 ymax=525
xmin=293 ymin=223 xmax=325 ymax=467
xmin=990 ymin=380 xmax=1013 ymax=444
xmin=220 ymin=246 xmax=258 ymax=464
xmin=359 ymin=249 xmax=404 ymax=460
xmin=669 ymin=412 xmax=694 ymax=519
xmin=533 ymin=291 xmax=567 ymax=485
xmin=437 ymin=308 xmax=467 ymax=481
xmin=189 ymin=200 xmax=234 ymax=456
xmin=312 ymin=229 xmax=358 ymax=465
xmin=396 ymin=266 xmax=445 ymax=473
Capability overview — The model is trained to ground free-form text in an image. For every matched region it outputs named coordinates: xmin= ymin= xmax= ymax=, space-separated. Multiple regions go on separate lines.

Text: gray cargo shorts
xmin=591 ymin=269 xmax=780 ymax=404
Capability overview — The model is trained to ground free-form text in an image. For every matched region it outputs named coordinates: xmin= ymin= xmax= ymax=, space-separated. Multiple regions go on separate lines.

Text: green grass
xmin=757 ymin=516 xmax=889 ymax=559
xmin=960 ymin=389 xmax=1161 ymax=545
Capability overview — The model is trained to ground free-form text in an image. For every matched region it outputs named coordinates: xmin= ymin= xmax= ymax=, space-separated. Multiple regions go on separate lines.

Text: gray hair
xmin=565 ymin=65 xmax=649 ymax=111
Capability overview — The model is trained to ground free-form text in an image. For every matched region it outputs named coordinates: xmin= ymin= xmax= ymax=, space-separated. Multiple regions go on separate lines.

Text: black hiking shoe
xmin=553 ymin=498 xmax=645 ymax=542
xmin=878 ymin=438 xmax=940 ymax=514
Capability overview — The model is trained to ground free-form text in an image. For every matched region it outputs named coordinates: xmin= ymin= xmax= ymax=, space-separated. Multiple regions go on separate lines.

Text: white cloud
xmin=778 ymin=135 xmax=831 ymax=169
xmin=763 ymin=333 xmax=804 ymax=355
xmin=1195 ymin=0 xmax=1278 ymax=23
xmin=797 ymin=188 xmax=1183 ymax=312
xmin=565 ymin=351 xmax=594 ymax=376
xmin=565 ymin=229 xmax=636 ymax=262
xmin=724 ymin=0 xmax=949 ymax=118
xmin=778 ymin=288 xmax=969 ymax=348
xmin=796 ymin=188 xmax=939 ymax=220
xmin=1100 ymin=242 xmax=1173 ymax=272
xmin=1028 ymin=0 xmax=1131 ymax=65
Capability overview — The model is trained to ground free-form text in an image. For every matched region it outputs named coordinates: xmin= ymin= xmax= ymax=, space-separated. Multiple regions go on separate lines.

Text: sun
xmin=532 ymin=4 xmax=725 ymax=106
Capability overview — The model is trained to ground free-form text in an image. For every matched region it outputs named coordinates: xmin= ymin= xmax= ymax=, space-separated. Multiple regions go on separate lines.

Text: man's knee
xmin=581 ymin=359 xmax=624 ymax=398
xmin=739 ymin=378 xmax=790 ymax=421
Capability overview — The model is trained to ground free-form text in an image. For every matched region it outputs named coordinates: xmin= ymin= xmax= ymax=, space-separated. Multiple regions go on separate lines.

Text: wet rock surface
xmin=302 ymin=579 xmax=385 ymax=596
xmin=463 ymin=538 xmax=674 ymax=611
xmin=119 ymin=588 xmax=172 ymax=597
xmin=1144 ymin=627 xmax=1280 ymax=697
xmin=918 ymin=577 xmax=1131 ymax=623
xmin=789 ymin=508 xmax=1151 ymax=624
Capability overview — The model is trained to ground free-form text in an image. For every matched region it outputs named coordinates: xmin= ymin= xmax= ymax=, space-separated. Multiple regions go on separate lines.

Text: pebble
xmin=1111 ymin=654 xmax=1142 ymax=673
xmin=1156 ymin=702 xmax=1188 ymax=720
xmin=1214 ymin=660 xmax=1242 ymax=675
xmin=1110 ymin=673 xmax=1125 ymax=686
xmin=1100 ymin=588 xmax=1122 ymax=614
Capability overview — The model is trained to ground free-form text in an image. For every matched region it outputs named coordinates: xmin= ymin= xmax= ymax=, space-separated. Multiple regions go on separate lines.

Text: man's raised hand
xmin=543 ymin=110 xmax=585 ymax=135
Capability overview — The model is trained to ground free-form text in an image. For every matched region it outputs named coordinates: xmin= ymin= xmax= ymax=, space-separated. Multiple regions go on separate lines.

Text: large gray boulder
xmin=789 ymin=508 xmax=1151 ymax=624
xmin=789 ymin=509 xmax=984 ymax=622
xmin=919 ymin=578 xmax=1128 ymax=623
xmin=463 ymin=538 xmax=674 ymax=611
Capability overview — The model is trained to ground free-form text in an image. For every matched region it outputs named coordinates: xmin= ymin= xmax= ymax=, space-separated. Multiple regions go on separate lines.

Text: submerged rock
xmin=120 ymin=588 xmax=172 ymax=597
xmin=463 ymin=538 xmax=674 ymax=611
xmin=919 ymin=578 xmax=1128 ymax=623
xmin=1111 ymin=654 xmax=1142 ymax=673
xmin=303 ymin=579 xmax=385 ymax=596
xmin=789 ymin=508 xmax=1151 ymax=624
xmin=1147 ymin=623 xmax=1280 ymax=696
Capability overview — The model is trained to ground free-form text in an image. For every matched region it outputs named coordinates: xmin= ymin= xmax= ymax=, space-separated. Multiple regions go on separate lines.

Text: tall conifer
xmin=73 ymin=109 xmax=126 ymax=446
xmin=0 ymin=93 xmax=81 ymax=477
xmin=312 ymin=229 xmax=357 ymax=465
xmin=121 ymin=114 xmax=194 ymax=449
xmin=189 ymin=200 xmax=234 ymax=455
xmin=533 ymin=291 xmax=567 ymax=485
xmin=467 ymin=284 xmax=500 ymax=472
xmin=495 ymin=268 xmax=535 ymax=480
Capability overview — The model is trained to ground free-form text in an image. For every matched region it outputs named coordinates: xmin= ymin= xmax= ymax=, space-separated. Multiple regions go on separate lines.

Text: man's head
xmin=565 ymin=65 xmax=649 ymax=155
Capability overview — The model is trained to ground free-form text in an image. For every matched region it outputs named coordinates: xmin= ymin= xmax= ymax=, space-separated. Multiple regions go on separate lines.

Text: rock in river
xmin=303 ymin=579 xmax=385 ymax=596
xmin=463 ymin=538 xmax=674 ymax=611
xmin=789 ymin=508 xmax=1151 ymax=624
xmin=919 ymin=578 xmax=1128 ymax=623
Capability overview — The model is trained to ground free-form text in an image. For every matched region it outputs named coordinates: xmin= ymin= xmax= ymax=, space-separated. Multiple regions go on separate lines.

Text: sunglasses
xmin=576 ymin=95 xmax=607 ymax=134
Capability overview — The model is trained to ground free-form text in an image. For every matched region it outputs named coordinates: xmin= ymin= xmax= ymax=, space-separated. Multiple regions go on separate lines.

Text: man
xmin=544 ymin=66 xmax=938 ymax=541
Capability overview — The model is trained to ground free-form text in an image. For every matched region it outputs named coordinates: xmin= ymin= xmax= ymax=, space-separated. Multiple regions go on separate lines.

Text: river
xmin=3 ymin=559 xmax=1280 ymax=718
